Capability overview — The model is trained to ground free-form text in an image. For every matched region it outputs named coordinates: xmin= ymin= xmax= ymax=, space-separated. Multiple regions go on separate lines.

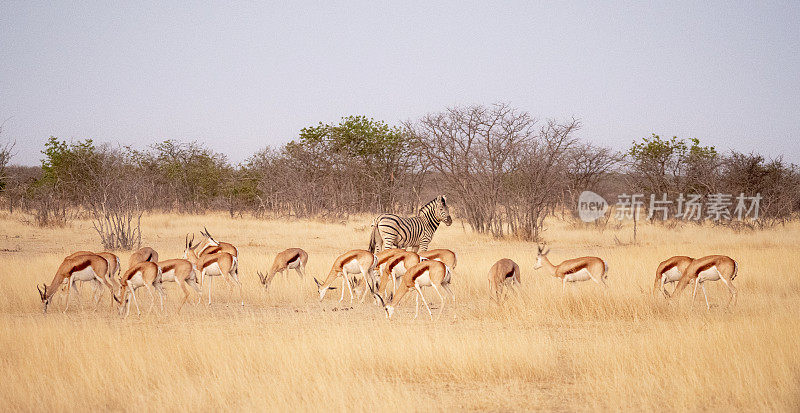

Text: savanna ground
xmin=0 ymin=211 xmax=798 ymax=412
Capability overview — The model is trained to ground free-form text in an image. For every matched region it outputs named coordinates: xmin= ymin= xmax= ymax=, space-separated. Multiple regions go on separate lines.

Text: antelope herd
xmin=36 ymin=199 xmax=741 ymax=319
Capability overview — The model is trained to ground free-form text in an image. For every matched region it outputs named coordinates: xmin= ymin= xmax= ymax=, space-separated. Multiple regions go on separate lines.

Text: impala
xmin=128 ymin=247 xmax=159 ymax=268
xmin=534 ymin=244 xmax=608 ymax=292
xmin=117 ymin=261 xmax=165 ymax=318
xmin=670 ymin=255 xmax=738 ymax=309
xmin=488 ymin=258 xmax=521 ymax=299
xmin=653 ymin=256 xmax=694 ymax=298
xmin=60 ymin=250 xmax=121 ymax=309
xmin=185 ymin=236 xmax=243 ymax=306
xmin=373 ymin=259 xmax=454 ymax=320
xmin=257 ymin=248 xmax=308 ymax=290
xmin=38 ymin=253 xmax=110 ymax=314
xmin=314 ymin=249 xmax=378 ymax=304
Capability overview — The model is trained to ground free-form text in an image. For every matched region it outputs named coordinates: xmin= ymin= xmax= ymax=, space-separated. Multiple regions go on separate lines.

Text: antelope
xmin=376 ymin=249 xmax=421 ymax=299
xmin=670 ymin=255 xmax=738 ymax=309
xmin=653 ymin=256 xmax=695 ymax=298
xmin=193 ymin=229 xmax=239 ymax=286
xmin=158 ymin=258 xmax=201 ymax=312
xmin=419 ymin=249 xmax=457 ymax=270
xmin=38 ymin=253 xmax=110 ymax=314
xmin=488 ymin=258 xmax=521 ymax=299
xmin=184 ymin=236 xmax=243 ymax=306
xmin=59 ymin=251 xmax=121 ymax=309
xmin=373 ymin=259 xmax=454 ymax=320
xmin=116 ymin=261 xmax=165 ymax=318
xmin=534 ymin=244 xmax=608 ymax=292
xmin=314 ymin=249 xmax=378 ymax=304
xmin=128 ymin=247 xmax=159 ymax=268
xmin=257 ymin=248 xmax=308 ymax=290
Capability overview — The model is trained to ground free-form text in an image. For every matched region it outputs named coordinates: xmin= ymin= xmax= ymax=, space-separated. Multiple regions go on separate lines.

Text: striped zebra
xmin=368 ymin=195 xmax=452 ymax=253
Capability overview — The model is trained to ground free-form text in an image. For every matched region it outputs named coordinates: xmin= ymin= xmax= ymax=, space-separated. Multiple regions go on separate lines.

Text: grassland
xmin=0 ymin=211 xmax=798 ymax=411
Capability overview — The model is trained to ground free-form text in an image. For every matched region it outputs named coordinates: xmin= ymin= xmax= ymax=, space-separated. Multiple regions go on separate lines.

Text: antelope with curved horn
xmin=59 ymin=251 xmax=121 ymax=309
xmin=257 ymin=248 xmax=308 ymax=290
xmin=38 ymin=253 xmax=111 ymax=314
xmin=534 ymin=244 xmax=608 ymax=292
xmin=653 ymin=256 xmax=694 ymax=298
xmin=184 ymin=235 xmax=243 ymax=306
xmin=158 ymin=241 xmax=202 ymax=313
xmin=128 ymin=247 xmax=159 ymax=268
xmin=194 ymin=228 xmax=239 ymax=286
xmin=488 ymin=258 xmax=521 ymax=299
xmin=116 ymin=261 xmax=165 ymax=318
xmin=314 ymin=249 xmax=377 ymax=304
xmin=670 ymin=255 xmax=738 ymax=309
xmin=373 ymin=259 xmax=454 ymax=320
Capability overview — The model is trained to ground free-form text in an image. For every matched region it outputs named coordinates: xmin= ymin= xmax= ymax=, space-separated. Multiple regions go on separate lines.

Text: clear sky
xmin=1 ymin=1 xmax=798 ymax=166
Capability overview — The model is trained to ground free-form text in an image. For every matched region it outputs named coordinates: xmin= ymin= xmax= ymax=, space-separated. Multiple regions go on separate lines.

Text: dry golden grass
xmin=0 ymin=211 xmax=798 ymax=411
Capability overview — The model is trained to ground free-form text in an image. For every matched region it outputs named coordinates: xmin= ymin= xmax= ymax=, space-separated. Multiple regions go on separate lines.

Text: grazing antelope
xmin=117 ymin=261 xmax=165 ymax=318
xmin=373 ymin=259 xmax=454 ymax=320
xmin=419 ymin=249 xmax=457 ymax=270
xmin=59 ymin=251 xmax=121 ymax=309
xmin=670 ymin=255 xmax=738 ymax=309
xmin=128 ymin=247 xmax=159 ymax=268
xmin=184 ymin=236 xmax=243 ymax=306
xmin=158 ymin=258 xmax=201 ymax=312
xmin=38 ymin=253 xmax=110 ymax=314
xmin=257 ymin=248 xmax=308 ymax=290
xmin=488 ymin=258 xmax=521 ymax=299
xmin=653 ymin=256 xmax=695 ymax=298
xmin=534 ymin=244 xmax=608 ymax=292
xmin=376 ymin=249 xmax=421 ymax=299
xmin=314 ymin=249 xmax=378 ymax=304
xmin=193 ymin=229 xmax=239 ymax=286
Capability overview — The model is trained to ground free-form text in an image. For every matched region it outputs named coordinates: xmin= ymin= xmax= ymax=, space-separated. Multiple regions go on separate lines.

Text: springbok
xmin=373 ymin=259 xmax=454 ymax=320
xmin=488 ymin=258 xmax=521 ymax=299
xmin=128 ymin=247 xmax=159 ymax=268
xmin=184 ymin=236 xmax=243 ymax=306
xmin=419 ymin=249 xmax=457 ymax=270
xmin=534 ymin=244 xmax=608 ymax=292
xmin=158 ymin=258 xmax=201 ymax=312
xmin=116 ymin=261 xmax=165 ymax=318
xmin=670 ymin=255 xmax=738 ymax=309
xmin=653 ymin=256 xmax=694 ymax=298
xmin=38 ymin=253 xmax=111 ymax=313
xmin=60 ymin=251 xmax=121 ymax=309
xmin=314 ymin=249 xmax=377 ymax=304
xmin=257 ymin=248 xmax=308 ymax=290
xmin=193 ymin=229 xmax=239 ymax=286
xmin=376 ymin=249 xmax=421 ymax=299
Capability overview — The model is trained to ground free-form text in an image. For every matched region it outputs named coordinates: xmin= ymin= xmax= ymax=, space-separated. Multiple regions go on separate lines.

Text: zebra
xmin=368 ymin=195 xmax=452 ymax=253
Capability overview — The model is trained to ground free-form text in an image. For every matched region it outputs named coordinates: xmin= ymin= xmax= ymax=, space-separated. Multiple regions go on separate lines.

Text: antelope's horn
xmin=313 ymin=277 xmax=321 ymax=287
xmin=37 ymin=284 xmax=43 ymax=296
xmin=203 ymin=226 xmax=212 ymax=238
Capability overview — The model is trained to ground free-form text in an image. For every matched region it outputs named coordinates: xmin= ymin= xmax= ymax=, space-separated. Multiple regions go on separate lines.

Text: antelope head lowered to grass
xmin=38 ymin=253 xmax=111 ymax=314
xmin=488 ymin=258 xmax=521 ymax=300
xmin=257 ymin=248 xmax=308 ymax=291
xmin=534 ymin=244 xmax=608 ymax=292
xmin=670 ymin=255 xmax=738 ymax=309
xmin=314 ymin=249 xmax=378 ymax=305
xmin=373 ymin=259 xmax=455 ymax=320
xmin=654 ymin=255 xmax=695 ymax=298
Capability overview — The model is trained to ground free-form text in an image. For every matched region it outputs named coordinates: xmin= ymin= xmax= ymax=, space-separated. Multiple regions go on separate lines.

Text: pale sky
xmin=1 ymin=1 xmax=799 ymax=166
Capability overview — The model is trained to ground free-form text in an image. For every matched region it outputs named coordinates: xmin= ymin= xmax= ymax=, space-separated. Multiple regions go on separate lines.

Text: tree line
xmin=0 ymin=103 xmax=798 ymax=249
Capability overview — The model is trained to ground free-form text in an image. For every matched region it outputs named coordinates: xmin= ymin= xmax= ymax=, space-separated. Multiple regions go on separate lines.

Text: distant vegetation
xmin=0 ymin=103 xmax=798 ymax=248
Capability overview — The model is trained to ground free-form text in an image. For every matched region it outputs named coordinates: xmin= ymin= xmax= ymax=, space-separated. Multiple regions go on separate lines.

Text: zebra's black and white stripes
xmin=368 ymin=196 xmax=452 ymax=253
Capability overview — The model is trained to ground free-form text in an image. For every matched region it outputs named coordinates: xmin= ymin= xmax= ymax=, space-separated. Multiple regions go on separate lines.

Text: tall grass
xmin=0 ymin=211 xmax=797 ymax=411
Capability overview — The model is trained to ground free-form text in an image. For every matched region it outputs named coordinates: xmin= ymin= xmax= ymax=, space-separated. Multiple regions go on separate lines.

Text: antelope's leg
xmin=443 ymin=283 xmax=456 ymax=303
xmin=415 ymin=284 xmax=433 ymax=320
xmin=130 ymin=286 xmax=141 ymax=316
xmin=692 ymin=278 xmax=700 ymax=307
xmin=718 ymin=274 xmax=738 ymax=307
xmin=207 ymin=276 xmax=213 ymax=305
xmin=345 ymin=273 xmax=354 ymax=304
xmin=431 ymin=283 xmax=446 ymax=320
xmin=562 ymin=277 xmax=567 ymax=294
xmin=230 ymin=270 xmax=244 ymax=307
xmin=701 ymin=283 xmax=710 ymax=310
xmin=339 ymin=276 xmax=346 ymax=302
xmin=144 ymin=284 xmax=157 ymax=314
xmin=178 ymin=279 xmax=190 ymax=313
xmin=91 ymin=279 xmax=103 ymax=311
xmin=414 ymin=291 xmax=420 ymax=319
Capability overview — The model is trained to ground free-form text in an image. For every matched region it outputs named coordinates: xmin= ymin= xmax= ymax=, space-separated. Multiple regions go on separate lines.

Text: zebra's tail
xmin=368 ymin=218 xmax=381 ymax=253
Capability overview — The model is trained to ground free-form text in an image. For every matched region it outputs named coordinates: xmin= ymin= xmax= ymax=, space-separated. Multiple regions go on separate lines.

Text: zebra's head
xmin=428 ymin=195 xmax=452 ymax=226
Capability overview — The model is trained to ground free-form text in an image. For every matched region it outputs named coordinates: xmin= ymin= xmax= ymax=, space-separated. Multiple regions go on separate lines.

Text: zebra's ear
xmin=441 ymin=195 xmax=447 ymax=205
